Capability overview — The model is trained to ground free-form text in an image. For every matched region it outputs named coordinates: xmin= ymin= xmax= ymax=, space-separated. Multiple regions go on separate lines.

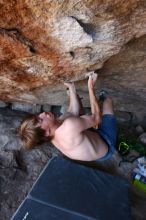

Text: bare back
xmin=52 ymin=117 xmax=108 ymax=161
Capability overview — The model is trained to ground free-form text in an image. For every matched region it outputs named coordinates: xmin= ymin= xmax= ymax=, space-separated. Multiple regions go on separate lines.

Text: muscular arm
xmin=67 ymin=86 xmax=80 ymax=116
xmin=59 ymin=82 xmax=84 ymax=121
xmin=88 ymin=73 xmax=101 ymax=127
xmin=63 ymin=115 xmax=96 ymax=134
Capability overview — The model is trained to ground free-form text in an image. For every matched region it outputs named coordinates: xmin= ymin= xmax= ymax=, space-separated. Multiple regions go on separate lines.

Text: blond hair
xmin=18 ymin=115 xmax=45 ymax=150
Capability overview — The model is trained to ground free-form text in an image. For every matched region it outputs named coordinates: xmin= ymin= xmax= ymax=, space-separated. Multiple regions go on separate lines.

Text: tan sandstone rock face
xmin=0 ymin=0 xmax=146 ymax=112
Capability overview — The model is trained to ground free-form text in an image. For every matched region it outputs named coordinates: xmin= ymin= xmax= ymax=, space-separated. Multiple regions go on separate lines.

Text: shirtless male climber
xmin=19 ymin=72 xmax=117 ymax=162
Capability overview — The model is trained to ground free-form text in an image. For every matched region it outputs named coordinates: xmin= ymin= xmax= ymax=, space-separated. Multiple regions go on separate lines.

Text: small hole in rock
xmin=69 ymin=51 xmax=75 ymax=59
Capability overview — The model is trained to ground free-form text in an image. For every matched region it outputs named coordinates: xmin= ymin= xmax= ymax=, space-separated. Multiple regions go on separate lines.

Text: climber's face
xmin=37 ymin=112 xmax=55 ymax=131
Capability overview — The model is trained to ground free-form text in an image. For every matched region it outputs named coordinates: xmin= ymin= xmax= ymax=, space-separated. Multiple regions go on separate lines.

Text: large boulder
xmin=0 ymin=0 xmax=146 ymax=112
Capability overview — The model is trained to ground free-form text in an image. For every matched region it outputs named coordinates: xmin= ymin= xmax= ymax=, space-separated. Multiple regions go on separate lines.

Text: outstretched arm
xmin=64 ymin=83 xmax=84 ymax=116
xmin=65 ymin=82 xmax=80 ymax=116
xmin=59 ymin=82 xmax=84 ymax=121
xmin=61 ymin=73 xmax=101 ymax=134
xmin=88 ymin=72 xmax=101 ymax=127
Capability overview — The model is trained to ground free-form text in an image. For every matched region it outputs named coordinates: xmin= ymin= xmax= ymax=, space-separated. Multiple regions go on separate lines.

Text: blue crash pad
xmin=12 ymin=156 xmax=132 ymax=220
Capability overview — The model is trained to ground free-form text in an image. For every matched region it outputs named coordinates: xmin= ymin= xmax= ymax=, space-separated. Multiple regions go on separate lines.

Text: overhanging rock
xmin=0 ymin=0 xmax=146 ymax=112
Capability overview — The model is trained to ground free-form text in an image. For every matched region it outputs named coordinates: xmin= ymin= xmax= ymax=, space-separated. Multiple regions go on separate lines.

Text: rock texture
xmin=0 ymin=107 xmax=146 ymax=220
xmin=98 ymin=36 xmax=146 ymax=113
xmin=0 ymin=108 xmax=59 ymax=220
xmin=0 ymin=0 xmax=146 ymax=112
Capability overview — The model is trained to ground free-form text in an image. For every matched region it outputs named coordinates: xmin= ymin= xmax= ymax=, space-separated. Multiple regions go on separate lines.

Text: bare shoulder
xmin=57 ymin=114 xmax=95 ymax=136
xmin=61 ymin=116 xmax=78 ymax=130
xmin=55 ymin=117 xmax=76 ymax=135
xmin=54 ymin=117 xmax=79 ymax=145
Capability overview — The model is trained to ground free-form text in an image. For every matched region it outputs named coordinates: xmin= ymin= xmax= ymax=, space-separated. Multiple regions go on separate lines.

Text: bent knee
xmin=102 ymin=98 xmax=114 ymax=115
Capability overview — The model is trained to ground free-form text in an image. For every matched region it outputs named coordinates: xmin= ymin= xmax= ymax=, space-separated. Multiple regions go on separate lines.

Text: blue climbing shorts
xmin=95 ymin=114 xmax=117 ymax=161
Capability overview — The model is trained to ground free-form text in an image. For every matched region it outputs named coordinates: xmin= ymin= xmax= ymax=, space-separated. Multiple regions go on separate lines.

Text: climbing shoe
xmin=99 ymin=90 xmax=109 ymax=101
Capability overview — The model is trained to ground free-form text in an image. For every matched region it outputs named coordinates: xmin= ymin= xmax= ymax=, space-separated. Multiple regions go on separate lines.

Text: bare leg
xmin=102 ymin=97 xmax=114 ymax=115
